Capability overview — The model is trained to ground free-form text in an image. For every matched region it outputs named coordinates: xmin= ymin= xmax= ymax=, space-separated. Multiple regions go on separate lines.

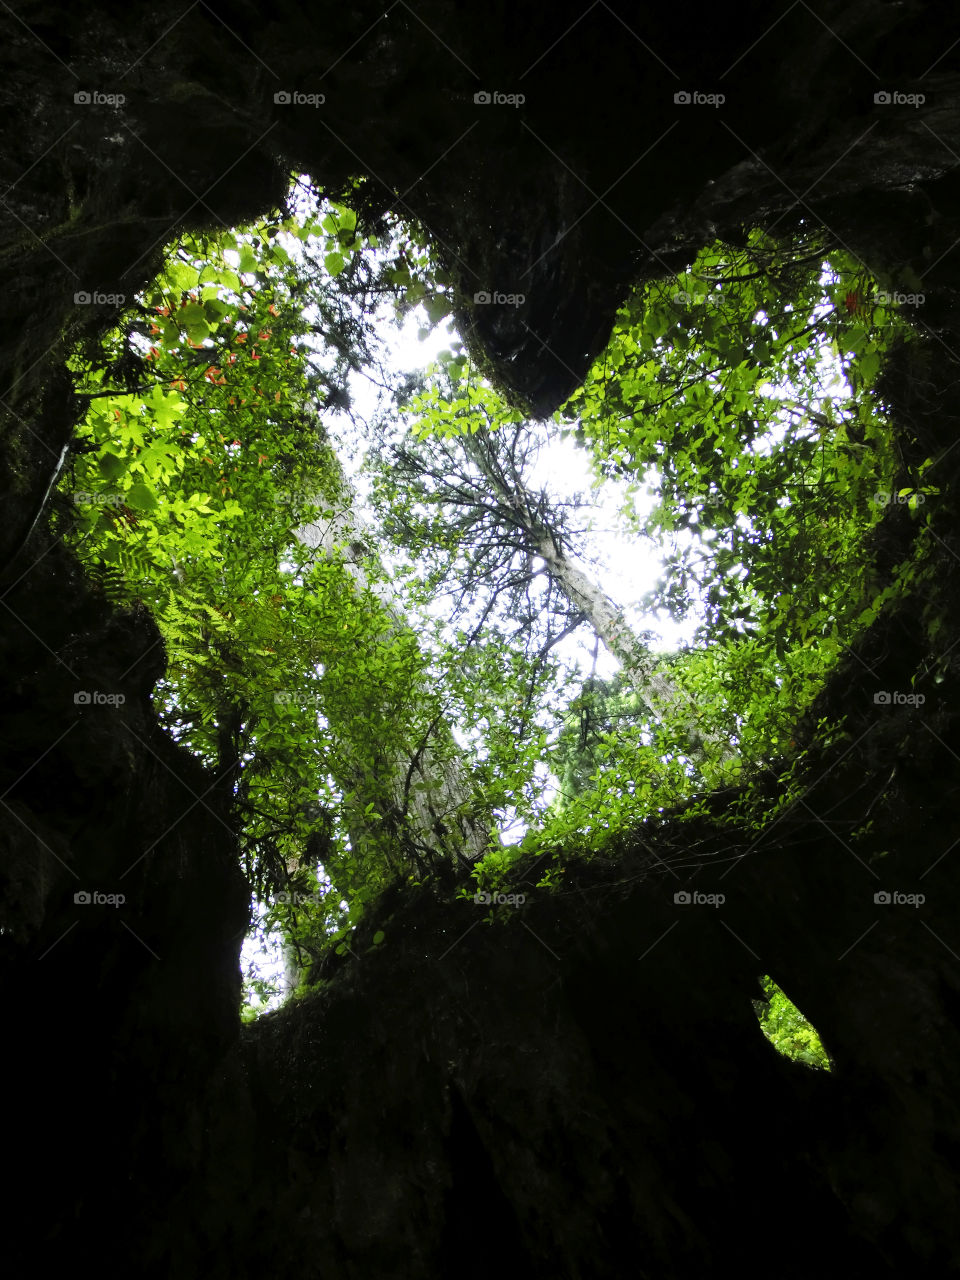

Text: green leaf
xmin=98 ymin=453 xmax=127 ymax=481
xmin=424 ymin=293 xmax=450 ymax=326
xmin=126 ymin=482 xmax=159 ymax=512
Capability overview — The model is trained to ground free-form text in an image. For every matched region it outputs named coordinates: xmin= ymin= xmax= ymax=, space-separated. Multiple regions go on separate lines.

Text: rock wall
xmin=3 ymin=2 xmax=960 ymax=1275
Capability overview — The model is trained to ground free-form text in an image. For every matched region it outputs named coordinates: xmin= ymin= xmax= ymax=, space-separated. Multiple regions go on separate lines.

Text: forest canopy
xmin=55 ymin=173 xmax=926 ymax=1042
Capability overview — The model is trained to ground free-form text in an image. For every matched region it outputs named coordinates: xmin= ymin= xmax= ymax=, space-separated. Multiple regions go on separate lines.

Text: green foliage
xmin=561 ymin=230 xmax=917 ymax=656
xmin=55 ymin=187 xmax=931 ymax=1020
xmin=57 ymin=187 xmax=469 ymax=1013
xmin=753 ymin=976 xmax=832 ymax=1070
xmin=389 ymin=228 xmax=928 ymax=888
xmin=518 ymin=231 xmax=922 ymax=843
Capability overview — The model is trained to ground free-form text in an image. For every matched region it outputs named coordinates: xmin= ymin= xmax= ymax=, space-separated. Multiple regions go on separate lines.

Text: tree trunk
xmin=533 ymin=532 xmax=733 ymax=761
xmin=461 ymin=428 xmax=734 ymax=762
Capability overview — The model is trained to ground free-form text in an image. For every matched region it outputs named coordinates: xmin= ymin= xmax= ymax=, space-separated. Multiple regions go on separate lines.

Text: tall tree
xmin=373 ymin=391 xmax=732 ymax=765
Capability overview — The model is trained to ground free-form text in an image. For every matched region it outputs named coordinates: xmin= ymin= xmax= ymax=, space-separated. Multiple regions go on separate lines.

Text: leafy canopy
xmin=58 ymin=193 xmax=929 ymax=1040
